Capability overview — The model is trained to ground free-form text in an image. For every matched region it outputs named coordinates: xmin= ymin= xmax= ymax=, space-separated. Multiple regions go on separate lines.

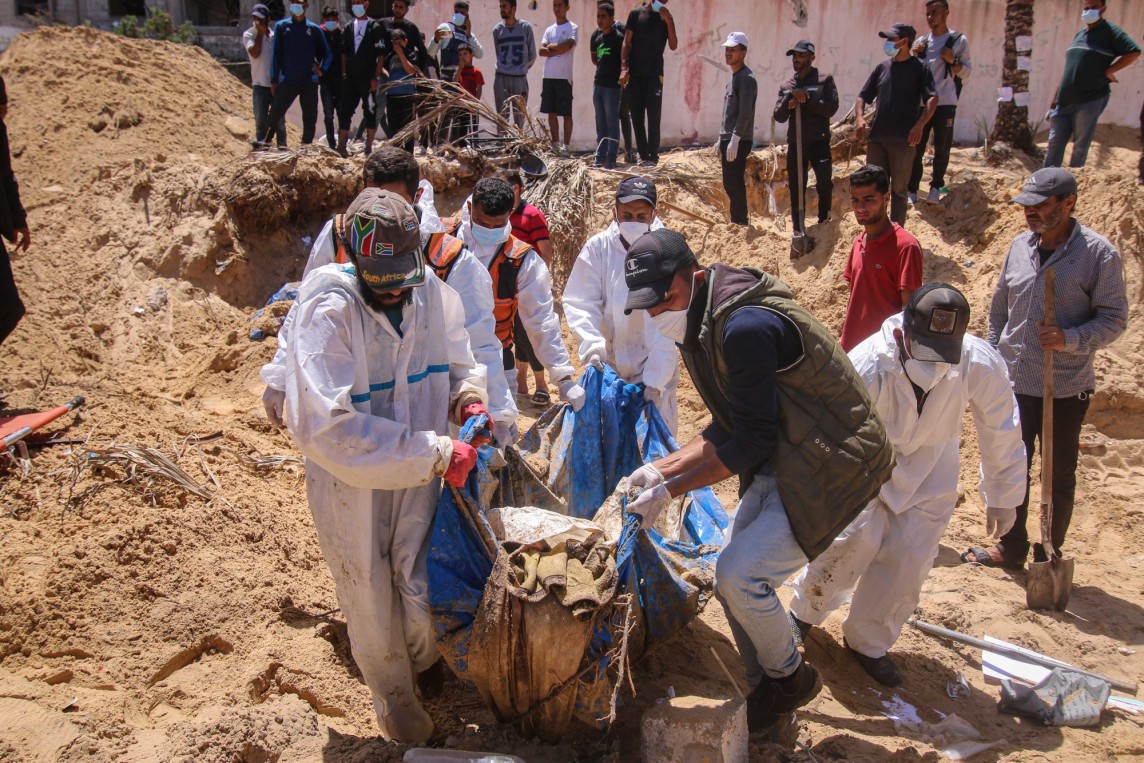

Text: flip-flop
xmin=530 ymin=390 xmax=551 ymax=406
xmin=960 ymin=546 xmax=1024 ymax=570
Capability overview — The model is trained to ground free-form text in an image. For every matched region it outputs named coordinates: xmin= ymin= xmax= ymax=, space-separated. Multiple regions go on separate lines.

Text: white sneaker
xmin=907 ymin=192 xmax=919 ymax=206
xmin=925 ymin=187 xmax=942 ymax=204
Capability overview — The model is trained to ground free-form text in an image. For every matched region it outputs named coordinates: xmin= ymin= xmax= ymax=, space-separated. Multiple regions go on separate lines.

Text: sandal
xmin=530 ymin=390 xmax=551 ymax=406
xmin=960 ymin=545 xmax=1025 ymax=570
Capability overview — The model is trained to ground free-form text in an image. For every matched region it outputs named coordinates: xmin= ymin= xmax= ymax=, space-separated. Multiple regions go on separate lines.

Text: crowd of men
xmin=237 ymin=0 xmax=1144 ymax=749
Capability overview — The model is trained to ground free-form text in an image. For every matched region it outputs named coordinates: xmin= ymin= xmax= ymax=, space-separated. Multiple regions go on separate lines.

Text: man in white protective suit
xmin=563 ymin=176 xmax=680 ymax=434
xmin=261 ymin=147 xmax=518 ymax=444
xmin=788 ymin=283 xmax=1027 ymax=687
xmin=283 ymin=188 xmax=489 ymax=742
xmin=448 ymin=176 xmax=585 ymax=418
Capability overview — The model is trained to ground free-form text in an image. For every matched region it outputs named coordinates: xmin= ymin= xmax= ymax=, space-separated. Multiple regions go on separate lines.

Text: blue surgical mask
xmin=352 ymin=3 xmax=366 ymax=17
xmin=452 ymin=12 xmax=466 ymax=26
xmin=469 ymin=221 xmax=509 ymax=250
xmin=650 ymin=1 xmax=664 ymax=11
xmin=1081 ymin=8 xmax=1101 ymax=24
xmin=884 ymin=40 xmax=899 ymax=57
xmin=323 ymin=20 xmax=337 ymax=30
xmin=289 ymin=3 xmax=304 ymax=16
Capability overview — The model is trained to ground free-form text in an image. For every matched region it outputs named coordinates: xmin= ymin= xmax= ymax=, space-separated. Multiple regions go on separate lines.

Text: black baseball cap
xmin=251 ymin=3 xmax=270 ymax=18
xmin=342 ymin=189 xmax=426 ymax=293
xmin=904 ymin=283 xmax=970 ymax=363
xmin=787 ymin=40 xmax=815 ymax=55
xmin=623 ymin=230 xmax=698 ymax=313
xmin=616 ymin=176 xmax=657 ymax=206
xmin=1010 ymin=167 xmax=1078 ymax=206
xmin=879 ymin=23 xmax=917 ymax=41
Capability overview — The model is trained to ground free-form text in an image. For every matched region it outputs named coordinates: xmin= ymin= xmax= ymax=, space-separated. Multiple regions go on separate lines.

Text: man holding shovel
xmin=962 ymin=168 xmax=1128 ymax=570
xmin=718 ymin=31 xmax=757 ymax=227
xmin=773 ymin=40 xmax=838 ymax=250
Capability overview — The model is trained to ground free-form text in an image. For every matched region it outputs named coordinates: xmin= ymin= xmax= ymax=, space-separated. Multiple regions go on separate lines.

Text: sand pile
xmin=2 ymin=25 xmax=1144 ymax=762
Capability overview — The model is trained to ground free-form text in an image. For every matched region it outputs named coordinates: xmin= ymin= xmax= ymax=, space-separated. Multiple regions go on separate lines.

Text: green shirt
xmin=1057 ymin=19 xmax=1140 ymax=108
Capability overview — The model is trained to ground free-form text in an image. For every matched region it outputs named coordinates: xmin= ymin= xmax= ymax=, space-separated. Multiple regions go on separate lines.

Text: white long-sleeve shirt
xmin=848 ymin=313 xmax=1027 ymax=514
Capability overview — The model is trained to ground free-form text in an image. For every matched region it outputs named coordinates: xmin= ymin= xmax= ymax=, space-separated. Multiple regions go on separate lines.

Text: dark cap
xmin=342 ymin=189 xmax=426 ymax=292
xmin=878 ymin=23 xmax=917 ymax=41
xmin=1010 ymin=167 xmax=1078 ymax=206
xmin=615 ymin=176 xmax=657 ymax=206
xmin=904 ymin=282 xmax=970 ymax=363
xmin=786 ymin=40 xmax=815 ymax=55
xmin=251 ymin=3 xmax=270 ymax=18
xmin=623 ymin=230 xmax=698 ymax=313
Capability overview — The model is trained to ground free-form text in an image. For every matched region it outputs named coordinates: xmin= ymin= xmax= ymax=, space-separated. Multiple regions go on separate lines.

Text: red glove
xmin=443 ymin=440 xmax=478 ymax=487
xmin=460 ymin=401 xmax=491 ymax=447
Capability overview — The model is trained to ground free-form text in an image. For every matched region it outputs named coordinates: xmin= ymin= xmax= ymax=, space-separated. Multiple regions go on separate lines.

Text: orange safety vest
xmin=423 ymin=230 xmax=466 ymax=281
xmin=441 ymin=216 xmax=533 ymax=349
xmin=333 ymin=214 xmax=349 ymax=264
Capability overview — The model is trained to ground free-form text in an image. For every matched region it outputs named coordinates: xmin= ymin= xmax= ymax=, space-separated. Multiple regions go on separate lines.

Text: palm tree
xmin=990 ymin=0 xmax=1037 ymax=154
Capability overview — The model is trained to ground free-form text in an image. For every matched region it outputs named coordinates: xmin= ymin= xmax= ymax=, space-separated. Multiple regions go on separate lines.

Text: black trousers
xmin=339 ymin=77 xmax=377 ymax=132
xmin=388 ymin=93 xmax=417 ymax=154
xmin=619 ymin=85 xmax=633 ymax=154
xmin=785 ymin=138 xmax=833 ymax=232
xmin=513 ymin=314 xmax=543 ymax=372
xmin=999 ymin=391 xmax=1091 ymax=564
xmin=265 ymin=81 xmax=319 ymax=145
xmin=909 ymin=104 xmax=957 ymax=194
xmin=1138 ymin=100 xmax=1143 ymax=183
xmin=627 ymin=74 xmax=663 ymax=163
xmin=319 ymin=78 xmax=340 ymax=148
xmin=0 ymin=239 xmax=24 ymax=346
xmin=719 ymin=137 xmax=751 ymax=225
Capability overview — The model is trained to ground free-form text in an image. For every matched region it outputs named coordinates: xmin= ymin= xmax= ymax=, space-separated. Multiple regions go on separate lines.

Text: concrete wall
xmin=404 ymin=0 xmax=1144 ymax=150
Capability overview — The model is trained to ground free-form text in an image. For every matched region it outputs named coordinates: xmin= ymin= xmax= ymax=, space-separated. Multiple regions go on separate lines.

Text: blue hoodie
xmin=271 ymin=16 xmax=333 ymax=86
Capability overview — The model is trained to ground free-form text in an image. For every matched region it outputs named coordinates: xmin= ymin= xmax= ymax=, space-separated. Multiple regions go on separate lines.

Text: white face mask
xmin=903 ymin=358 xmax=951 ymax=393
xmin=649 ymin=272 xmax=698 ymax=344
xmin=452 ymin=12 xmax=466 ymax=26
xmin=468 ymin=219 xmax=509 ymax=250
xmin=351 ymin=3 xmax=366 ymax=17
xmin=617 ymin=221 xmax=651 ymax=247
xmin=1081 ymin=8 xmax=1101 ymax=24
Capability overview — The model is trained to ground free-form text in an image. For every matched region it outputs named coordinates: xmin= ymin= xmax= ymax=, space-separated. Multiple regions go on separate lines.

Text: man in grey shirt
xmin=719 ymin=32 xmax=757 ymax=227
xmin=962 ymin=168 xmax=1128 ymax=571
xmin=909 ymin=0 xmax=971 ymax=206
xmin=492 ymin=0 xmax=537 ymax=129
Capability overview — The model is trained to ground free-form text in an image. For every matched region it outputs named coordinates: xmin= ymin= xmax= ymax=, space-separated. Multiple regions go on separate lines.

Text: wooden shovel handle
xmin=1041 ymin=269 xmax=1056 ymax=560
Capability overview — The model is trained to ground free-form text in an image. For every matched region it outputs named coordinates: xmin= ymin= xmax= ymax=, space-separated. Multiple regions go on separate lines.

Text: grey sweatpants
xmin=494 ymin=72 xmax=529 ymax=130
xmin=866 ymin=142 xmax=916 ymax=226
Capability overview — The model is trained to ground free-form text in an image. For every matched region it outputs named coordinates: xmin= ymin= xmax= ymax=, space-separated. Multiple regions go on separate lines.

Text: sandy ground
xmin=2 ymin=27 xmax=1144 ymax=762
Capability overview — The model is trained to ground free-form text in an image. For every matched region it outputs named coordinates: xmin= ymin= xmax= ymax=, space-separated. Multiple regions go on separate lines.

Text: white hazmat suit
xmin=284 ymin=263 xmax=486 ymax=742
xmin=563 ymin=220 xmax=681 ymax=434
xmin=790 ymin=313 xmax=1026 ymax=658
xmin=263 ymin=202 xmax=516 ymax=433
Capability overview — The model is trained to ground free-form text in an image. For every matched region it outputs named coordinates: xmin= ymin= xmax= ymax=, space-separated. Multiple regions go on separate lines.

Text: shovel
xmin=1026 ymin=269 xmax=1075 ymax=611
xmin=790 ymin=101 xmax=815 ymax=259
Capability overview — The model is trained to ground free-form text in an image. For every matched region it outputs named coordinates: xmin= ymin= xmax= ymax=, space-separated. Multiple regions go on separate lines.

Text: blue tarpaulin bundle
xmin=427 ymin=366 xmax=728 ymax=740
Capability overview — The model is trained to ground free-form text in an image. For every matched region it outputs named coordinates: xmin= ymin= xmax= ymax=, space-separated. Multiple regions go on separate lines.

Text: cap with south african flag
xmin=342 ymin=188 xmax=425 ymax=292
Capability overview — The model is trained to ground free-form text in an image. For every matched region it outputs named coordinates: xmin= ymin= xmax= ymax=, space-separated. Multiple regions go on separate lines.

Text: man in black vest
xmin=622 ymin=229 xmax=892 ymax=734
xmin=336 ymin=0 xmax=386 ymax=157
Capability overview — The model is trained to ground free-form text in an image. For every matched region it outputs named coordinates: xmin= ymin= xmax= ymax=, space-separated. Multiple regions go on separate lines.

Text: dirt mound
xmin=2 ymin=24 xmax=1144 ymax=762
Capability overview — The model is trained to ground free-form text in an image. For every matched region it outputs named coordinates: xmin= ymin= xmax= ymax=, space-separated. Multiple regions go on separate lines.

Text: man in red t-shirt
xmin=495 ymin=167 xmax=556 ymax=403
xmin=840 ymin=164 xmax=923 ymax=351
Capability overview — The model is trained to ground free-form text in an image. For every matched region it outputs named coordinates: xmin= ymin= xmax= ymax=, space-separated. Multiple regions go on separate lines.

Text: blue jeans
xmin=1044 ymin=94 xmax=1109 ymax=169
xmin=714 ymin=471 xmax=809 ymax=686
xmin=593 ymin=84 xmax=622 ymax=167
xmin=252 ymin=85 xmax=285 ymax=147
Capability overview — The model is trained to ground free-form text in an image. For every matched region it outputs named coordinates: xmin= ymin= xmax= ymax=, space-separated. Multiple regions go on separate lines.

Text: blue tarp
xmin=427 ymin=366 xmax=728 ymax=731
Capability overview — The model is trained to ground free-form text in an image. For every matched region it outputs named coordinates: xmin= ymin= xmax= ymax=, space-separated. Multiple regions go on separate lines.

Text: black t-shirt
xmin=625 ymin=7 xmax=668 ymax=77
xmin=858 ymin=57 xmax=937 ymax=144
xmin=1038 ymin=246 xmax=1055 ymax=266
xmin=591 ymin=23 xmax=625 ymax=87
xmin=323 ymin=28 xmax=343 ymax=80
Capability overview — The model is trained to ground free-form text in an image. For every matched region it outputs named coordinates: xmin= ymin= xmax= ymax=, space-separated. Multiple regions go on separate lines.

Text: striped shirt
xmin=988 ymin=221 xmax=1128 ymax=397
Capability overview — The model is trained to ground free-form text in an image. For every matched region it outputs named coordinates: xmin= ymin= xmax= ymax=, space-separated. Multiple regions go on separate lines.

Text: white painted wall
xmin=406 ymin=0 xmax=1144 ymax=150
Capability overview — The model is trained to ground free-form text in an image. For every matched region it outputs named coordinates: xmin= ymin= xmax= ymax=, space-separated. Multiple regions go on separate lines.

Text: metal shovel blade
xmin=790 ymin=233 xmax=815 ymax=259
xmin=1026 ymin=554 xmax=1075 ymax=611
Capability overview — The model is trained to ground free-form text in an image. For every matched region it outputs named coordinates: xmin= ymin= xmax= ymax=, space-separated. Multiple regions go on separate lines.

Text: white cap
xmin=436 ymin=22 xmax=454 ymax=38
xmin=722 ymin=31 xmax=749 ymax=49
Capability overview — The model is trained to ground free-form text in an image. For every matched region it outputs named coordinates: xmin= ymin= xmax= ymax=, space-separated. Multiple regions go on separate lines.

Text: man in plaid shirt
xmin=962 ymin=168 xmax=1128 ymax=570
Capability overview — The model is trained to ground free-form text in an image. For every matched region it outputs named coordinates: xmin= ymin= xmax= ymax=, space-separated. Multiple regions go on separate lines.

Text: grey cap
xmin=786 ymin=40 xmax=815 ymax=55
xmin=904 ymin=283 xmax=970 ymax=363
xmin=251 ymin=3 xmax=270 ymax=18
xmin=1010 ymin=167 xmax=1078 ymax=206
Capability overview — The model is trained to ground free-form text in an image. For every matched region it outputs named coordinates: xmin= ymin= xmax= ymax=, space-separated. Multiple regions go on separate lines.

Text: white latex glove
xmin=493 ymin=420 xmax=519 ymax=448
xmin=627 ymin=463 xmax=664 ymax=490
xmin=585 ymin=352 xmax=604 ymax=371
xmin=628 ymin=483 xmax=671 ymax=530
xmin=986 ymin=506 xmax=1016 ymax=538
xmin=727 ymin=134 xmax=741 ymax=157
xmin=558 ymin=378 xmax=586 ymax=412
xmin=262 ymin=386 xmax=285 ymax=427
